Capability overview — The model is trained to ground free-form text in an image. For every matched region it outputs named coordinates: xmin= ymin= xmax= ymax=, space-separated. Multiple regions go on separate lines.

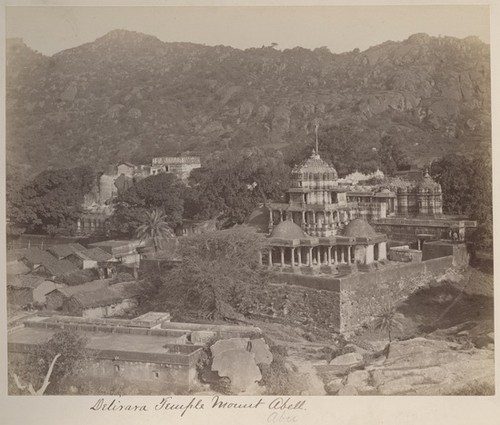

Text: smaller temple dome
xmin=270 ymin=220 xmax=307 ymax=239
xmin=342 ymin=218 xmax=377 ymax=238
xmin=418 ymin=170 xmax=441 ymax=191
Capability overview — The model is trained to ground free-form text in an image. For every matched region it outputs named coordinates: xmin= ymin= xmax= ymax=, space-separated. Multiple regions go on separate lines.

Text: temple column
xmin=328 ymin=246 xmax=332 ymax=264
xmin=336 ymin=247 xmax=340 ymax=263
xmin=268 ymin=249 xmax=273 ymax=267
xmin=279 ymin=210 xmax=284 ymax=222
xmin=323 ymin=247 xmax=328 ymax=265
xmin=301 ymin=210 xmax=306 ymax=226
xmin=347 ymin=246 xmax=352 ymax=264
xmin=308 ymin=247 xmax=313 ymax=266
xmin=316 ymin=247 xmax=321 ymax=265
xmin=365 ymin=245 xmax=374 ymax=264
xmin=291 ymin=247 xmax=296 ymax=269
xmin=297 ymin=248 xmax=302 ymax=266
xmin=280 ymin=247 xmax=285 ymax=266
xmin=378 ymin=242 xmax=387 ymax=260
xmin=258 ymin=251 xmax=263 ymax=266
xmin=341 ymin=247 xmax=345 ymax=263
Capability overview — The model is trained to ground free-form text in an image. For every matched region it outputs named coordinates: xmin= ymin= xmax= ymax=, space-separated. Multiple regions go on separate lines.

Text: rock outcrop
xmin=6 ymin=32 xmax=490 ymax=175
xmin=326 ymin=337 xmax=494 ymax=395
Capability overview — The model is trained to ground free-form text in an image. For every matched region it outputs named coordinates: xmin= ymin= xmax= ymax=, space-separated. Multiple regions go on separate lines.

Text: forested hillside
xmin=6 ymin=30 xmax=490 ymax=178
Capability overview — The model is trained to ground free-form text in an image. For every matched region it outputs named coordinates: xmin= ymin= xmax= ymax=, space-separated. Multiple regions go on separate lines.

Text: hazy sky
xmin=5 ymin=5 xmax=490 ymax=56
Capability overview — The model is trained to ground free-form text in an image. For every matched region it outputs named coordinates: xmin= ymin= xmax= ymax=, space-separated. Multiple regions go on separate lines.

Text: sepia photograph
xmin=2 ymin=1 xmax=495 ymax=411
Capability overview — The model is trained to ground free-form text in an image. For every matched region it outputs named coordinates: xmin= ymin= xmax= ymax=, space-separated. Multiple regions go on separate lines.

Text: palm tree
xmin=372 ymin=304 xmax=404 ymax=358
xmin=135 ymin=209 xmax=174 ymax=254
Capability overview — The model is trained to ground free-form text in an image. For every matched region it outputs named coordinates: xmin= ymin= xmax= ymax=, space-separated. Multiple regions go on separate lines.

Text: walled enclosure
xmin=272 ymin=253 xmax=456 ymax=333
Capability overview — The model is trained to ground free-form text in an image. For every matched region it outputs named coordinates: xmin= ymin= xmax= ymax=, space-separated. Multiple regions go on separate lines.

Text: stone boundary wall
xmin=273 ymin=255 xmax=454 ymax=333
xmin=422 ymin=241 xmax=469 ymax=267
xmin=339 ymin=256 xmax=453 ymax=332
xmin=271 ymin=273 xmax=341 ymax=291
xmin=388 ymin=246 xmax=422 ymax=262
xmin=25 ymin=319 xmax=188 ymax=338
xmin=9 ymin=341 xmax=201 ymax=366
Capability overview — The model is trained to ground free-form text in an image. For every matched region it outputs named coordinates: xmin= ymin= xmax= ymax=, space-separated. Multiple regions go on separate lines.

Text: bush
xmin=259 ymin=339 xmax=306 ymax=395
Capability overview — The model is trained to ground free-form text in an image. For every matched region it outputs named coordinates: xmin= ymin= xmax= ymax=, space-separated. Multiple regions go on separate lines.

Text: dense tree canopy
xmin=7 ymin=166 xmax=96 ymax=235
xmin=431 ymin=153 xmax=492 ymax=250
xmin=141 ymin=226 xmax=269 ymax=321
xmin=111 ymin=173 xmax=184 ymax=237
xmin=185 ymin=149 xmax=290 ymax=227
xmin=285 ymin=126 xmax=409 ymax=176
xmin=378 ymin=135 xmax=411 ymax=175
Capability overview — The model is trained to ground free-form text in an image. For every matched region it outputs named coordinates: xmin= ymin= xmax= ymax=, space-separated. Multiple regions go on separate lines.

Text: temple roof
xmin=292 ymin=151 xmax=338 ymax=176
xmin=270 ymin=220 xmax=307 ymax=239
xmin=418 ymin=171 xmax=441 ymax=190
xmin=342 ymin=218 xmax=377 ymax=238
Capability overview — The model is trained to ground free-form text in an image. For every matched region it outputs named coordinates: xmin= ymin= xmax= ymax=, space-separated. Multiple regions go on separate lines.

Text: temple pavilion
xmin=260 ymin=218 xmax=387 ymax=274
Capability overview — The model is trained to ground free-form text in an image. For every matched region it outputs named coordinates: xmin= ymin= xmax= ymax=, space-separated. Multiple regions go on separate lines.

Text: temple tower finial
xmin=315 ymin=123 xmax=319 ymax=154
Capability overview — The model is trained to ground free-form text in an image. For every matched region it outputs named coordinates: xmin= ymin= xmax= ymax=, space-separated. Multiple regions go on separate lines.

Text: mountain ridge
xmin=6 ymin=30 xmax=491 ymax=177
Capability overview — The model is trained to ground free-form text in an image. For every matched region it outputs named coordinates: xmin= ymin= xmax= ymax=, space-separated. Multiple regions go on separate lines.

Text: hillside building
xmin=79 ymin=156 xmax=201 ymax=236
xmin=263 ymin=219 xmax=387 ymax=274
xmin=150 ymin=156 xmax=201 ymax=180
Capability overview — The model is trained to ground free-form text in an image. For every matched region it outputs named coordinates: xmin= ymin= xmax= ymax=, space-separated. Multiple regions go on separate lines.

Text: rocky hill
xmin=6 ymin=30 xmax=491 ymax=176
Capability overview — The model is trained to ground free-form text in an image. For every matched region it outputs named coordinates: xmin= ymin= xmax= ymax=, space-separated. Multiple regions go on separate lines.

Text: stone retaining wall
xmin=339 ymin=256 xmax=453 ymax=332
xmin=272 ymin=254 xmax=456 ymax=333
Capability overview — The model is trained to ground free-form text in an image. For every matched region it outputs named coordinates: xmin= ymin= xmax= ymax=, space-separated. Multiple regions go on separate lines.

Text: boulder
xmin=211 ymin=349 xmax=262 ymax=392
xmin=249 ymin=338 xmax=273 ymax=365
xmin=211 ymin=338 xmax=249 ymax=357
xmin=325 ymin=378 xmax=344 ymax=395
xmin=338 ymin=385 xmax=358 ymax=395
xmin=346 ymin=370 xmax=370 ymax=388
xmin=329 ymin=352 xmax=363 ymax=366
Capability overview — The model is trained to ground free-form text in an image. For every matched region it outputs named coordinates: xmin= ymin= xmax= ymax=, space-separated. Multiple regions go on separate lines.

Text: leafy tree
xmin=431 ymin=153 xmax=492 ymax=251
xmin=7 ymin=166 xmax=97 ymax=235
xmin=11 ymin=354 xmax=61 ymax=395
xmin=372 ymin=304 xmax=404 ymax=358
xmin=186 ymin=150 xmax=290 ymax=227
xmin=431 ymin=154 xmax=474 ymax=215
xmin=286 ymin=124 xmax=383 ymax=176
xmin=10 ymin=330 xmax=89 ymax=395
xmin=135 ymin=208 xmax=175 ymax=253
xmin=111 ymin=173 xmax=184 ymax=237
xmin=378 ymin=135 xmax=411 ymax=175
xmin=147 ymin=226 xmax=269 ymax=320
